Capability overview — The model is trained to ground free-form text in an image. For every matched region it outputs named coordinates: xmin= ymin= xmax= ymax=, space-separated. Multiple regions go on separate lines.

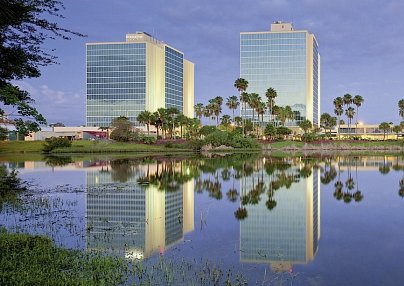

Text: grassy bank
xmin=1 ymin=139 xmax=403 ymax=155
xmin=0 ymin=140 xmax=193 ymax=154
xmin=0 ymin=229 xmax=252 ymax=286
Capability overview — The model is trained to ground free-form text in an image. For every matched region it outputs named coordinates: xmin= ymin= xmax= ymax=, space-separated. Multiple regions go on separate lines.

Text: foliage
xmin=0 ymin=126 xmax=8 ymax=140
xmin=301 ymin=132 xmax=319 ymax=142
xmin=298 ymin=119 xmax=312 ymax=134
xmin=140 ymin=135 xmax=156 ymax=144
xmin=264 ymin=123 xmax=277 ymax=139
xmin=199 ymin=125 xmax=218 ymax=137
xmin=276 ymin=126 xmax=292 ymax=137
xmin=0 ymin=0 xmax=84 ymax=133
xmin=136 ymin=111 xmax=152 ymax=135
xmin=42 ymin=137 xmax=71 ymax=153
xmin=202 ymin=130 xmax=260 ymax=149
xmin=320 ymin=113 xmax=337 ymax=135
xmin=379 ymin=122 xmax=391 ymax=140
xmin=110 ymin=116 xmax=133 ymax=142
xmin=0 ymin=165 xmax=26 ymax=210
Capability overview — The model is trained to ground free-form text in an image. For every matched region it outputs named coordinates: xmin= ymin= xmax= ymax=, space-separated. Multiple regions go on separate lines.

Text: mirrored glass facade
xmin=165 ymin=47 xmax=184 ymax=111
xmin=240 ymin=25 xmax=320 ymax=126
xmin=86 ymin=33 xmax=194 ymax=127
xmin=86 ymin=43 xmax=146 ymax=127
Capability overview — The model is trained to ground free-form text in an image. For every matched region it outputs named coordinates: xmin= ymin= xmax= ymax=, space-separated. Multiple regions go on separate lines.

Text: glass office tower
xmin=240 ymin=22 xmax=320 ymax=126
xmin=86 ymin=32 xmax=194 ymax=127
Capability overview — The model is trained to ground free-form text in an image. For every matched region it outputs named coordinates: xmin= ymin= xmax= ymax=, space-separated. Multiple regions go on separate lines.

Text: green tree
xmin=276 ymin=126 xmax=292 ymax=139
xmin=264 ymin=123 xmax=277 ymax=140
xmin=265 ymin=87 xmax=277 ymax=122
xmin=110 ymin=116 xmax=133 ymax=142
xmin=220 ymin=115 xmax=231 ymax=131
xmin=248 ymin=93 xmax=261 ymax=123
xmin=0 ymin=127 xmax=8 ymax=140
xmin=226 ymin=96 xmax=239 ymax=122
xmin=0 ymin=0 xmax=84 ymax=134
xmin=137 ymin=111 xmax=153 ymax=136
xmin=379 ymin=122 xmax=391 ymax=140
xmin=353 ymin=95 xmax=364 ymax=128
xmin=320 ymin=113 xmax=337 ymax=138
xmin=176 ymin=114 xmax=188 ymax=138
xmin=234 ymin=78 xmax=249 ymax=136
xmin=299 ymin=119 xmax=312 ymax=134
xmin=333 ymin=97 xmax=344 ymax=140
xmin=392 ymin=125 xmax=402 ymax=140
xmin=345 ymin=107 xmax=356 ymax=136
xmin=398 ymin=99 xmax=404 ymax=121
xmin=194 ymin=103 xmax=204 ymax=121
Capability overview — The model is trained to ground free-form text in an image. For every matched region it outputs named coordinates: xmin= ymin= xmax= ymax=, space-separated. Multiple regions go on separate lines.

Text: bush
xmin=204 ymin=130 xmax=229 ymax=147
xmin=187 ymin=139 xmax=205 ymax=151
xmin=231 ymin=136 xmax=260 ymax=149
xmin=42 ymin=137 xmax=72 ymax=153
xmin=164 ymin=141 xmax=174 ymax=148
xmin=141 ymin=136 xmax=156 ymax=144
xmin=199 ymin=125 xmax=218 ymax=137
xmin=301 ymin=132 xmax=319 ymax=142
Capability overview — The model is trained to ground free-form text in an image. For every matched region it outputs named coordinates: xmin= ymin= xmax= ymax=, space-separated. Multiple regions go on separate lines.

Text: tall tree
xmin=345 ymin=107 xmax=355 ymax=137
xmin=379 ymin=122 xmax=391 ymax=140
xmin=137 ymin=111 xmax=152 ymax=136
xmin=398 ymin=99 xmax=404 ymax=121
xmin=226 ymin=96 xmax=239 ymax=122
xmin=299 ymin=119 xmax=312 ymax=134
xmin=234 ymin=78 xmax=249 ymax=136
xmin=220 ymin=115 xmax=231 ymax=131
xmin=240 ymin=92 xmax=250 ymax=135
xmin=392 ymin=125 xmax=402 ymax=140
xmin=248 ymin=93 xmax=261 ymax=123
xmin=333 ymin=97 xmax=344 ymax=139
xmin=110 ymin=116 xmax=133 ymax=142
xmin=353 ymin=95 xmax=364 ymax=129
xmin=0 ymin=0 xmax=85 ymax=134
xmin=320 ymin=113 xmax=337 ymax=138
xmin=265 ymin=87 xmax=277 ymax=122
xmin=194 ymin=103 xmax=204 ymax=121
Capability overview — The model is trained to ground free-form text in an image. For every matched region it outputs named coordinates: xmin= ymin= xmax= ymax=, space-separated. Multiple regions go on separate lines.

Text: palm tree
xmin=208 ymin=97 xmax=223 ymax=126
xmin=220 ymin=115 xmax=231 ymax=131
xmin=265 ymin=87 xmax=277 ymax=122
xmin=240 ymin=92 xmax=250 ymax=135
xmin=137 ymin=110 xmax=152 ymax=136
xmin=284 ymin=105 xmax=294 ymax=125
xmin=234 ymin=78 xmax=249 ymax=135
xmin=248 ymin=93 xmax=261 ymax=123
xmin=194 ymin=103 xmax=204 ymax=121
xmin=392 ymin=125 xmax=402 ymax=140
xmin=343 ymin=93 xmax=353 ymax=108
xmin=226 ymin=96 xmax=239 ymax=122
xmin=398 ymin=99 xmax=404 ymax=121
xmin=353 ymin=95 xmax=364 ymax=129
xmin=176 ymin=114 xmax=188 ymax=138
xmin=345 ymin=107 xmax=355 ymax=137
xmin=333 ymin=97 xmax=344 ymax=139
xmin=204 ymin=103 xmax=214 ymax=124
xmin=379 ymin=122 xmax=391 ymax=140
xmin=256 ymin=101 xmax=266 ymax=137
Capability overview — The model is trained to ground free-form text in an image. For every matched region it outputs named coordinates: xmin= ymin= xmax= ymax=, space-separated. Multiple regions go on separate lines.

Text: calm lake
xmin=1 ymin=153 xmax=404 ymax=285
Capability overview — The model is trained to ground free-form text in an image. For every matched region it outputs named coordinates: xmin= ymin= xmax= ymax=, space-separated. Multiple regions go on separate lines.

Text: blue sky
xmin=19 ymin=0 xmax=404 ymax=126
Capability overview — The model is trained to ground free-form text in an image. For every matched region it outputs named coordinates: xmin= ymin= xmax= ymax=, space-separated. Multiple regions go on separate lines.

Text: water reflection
xmin=85 ymin=159 xmax=195 ymax=260
xmin=239 ymin=158 xmax=320 ymax=272
xmin=2 ymin=154 xmax=404 ymax=284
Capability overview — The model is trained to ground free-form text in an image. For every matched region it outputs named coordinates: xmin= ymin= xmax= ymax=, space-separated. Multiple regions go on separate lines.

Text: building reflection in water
xmin=85 ymin=159 xmax=194 ymax=260
xmin=239 ymin=158 xmax=320 ymax=272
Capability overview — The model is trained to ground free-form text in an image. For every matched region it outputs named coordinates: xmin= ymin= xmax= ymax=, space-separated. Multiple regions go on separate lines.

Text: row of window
xmin=87 ymin=43 xmax=146 ymax=50
xmin=241 ymin=32 xmax=306 ymax=39
xmin=87 ymin=77 xmax=146 ymax=84
xmin=87 ymin=83 xmax=146 ymax=89
xmin=87 ymin=60 xmax=146 ymax=67
xmin=87 ymin=55 xmax=146 ymax=61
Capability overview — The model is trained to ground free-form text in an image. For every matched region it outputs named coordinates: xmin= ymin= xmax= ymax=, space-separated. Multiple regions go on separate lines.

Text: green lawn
xmin=0 ymin=140 xmax=193 ymax=154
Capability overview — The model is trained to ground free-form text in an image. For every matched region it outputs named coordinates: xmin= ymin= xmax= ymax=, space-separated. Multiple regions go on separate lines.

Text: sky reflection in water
xmin=1 ymin=154 xmax=404 ymax=285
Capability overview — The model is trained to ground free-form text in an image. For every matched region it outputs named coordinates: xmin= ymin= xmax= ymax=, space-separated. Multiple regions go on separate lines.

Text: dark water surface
xmin=1 ymin=154 xmax=404 ymax=285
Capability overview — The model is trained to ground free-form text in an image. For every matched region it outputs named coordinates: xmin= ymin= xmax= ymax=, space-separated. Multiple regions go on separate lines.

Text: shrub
xmin=301 ymin=132 xmax=319 ymax=142
xmin=231 ymin=136 xmax=260 ymax=149
xmin=187 ymin=139 xmax=205 ymax=151
xmin=164 ymin=141 xmax=174 ymax=148
xmin=204 ymin=130 xmax=229 ymax=147
xmin=199 ymin=125 xmax=218 ymax=137
xmin=141 ymin=136 xmax=156 ymax=144
xmin=42 ymin=137 xmax=72 ymax=153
